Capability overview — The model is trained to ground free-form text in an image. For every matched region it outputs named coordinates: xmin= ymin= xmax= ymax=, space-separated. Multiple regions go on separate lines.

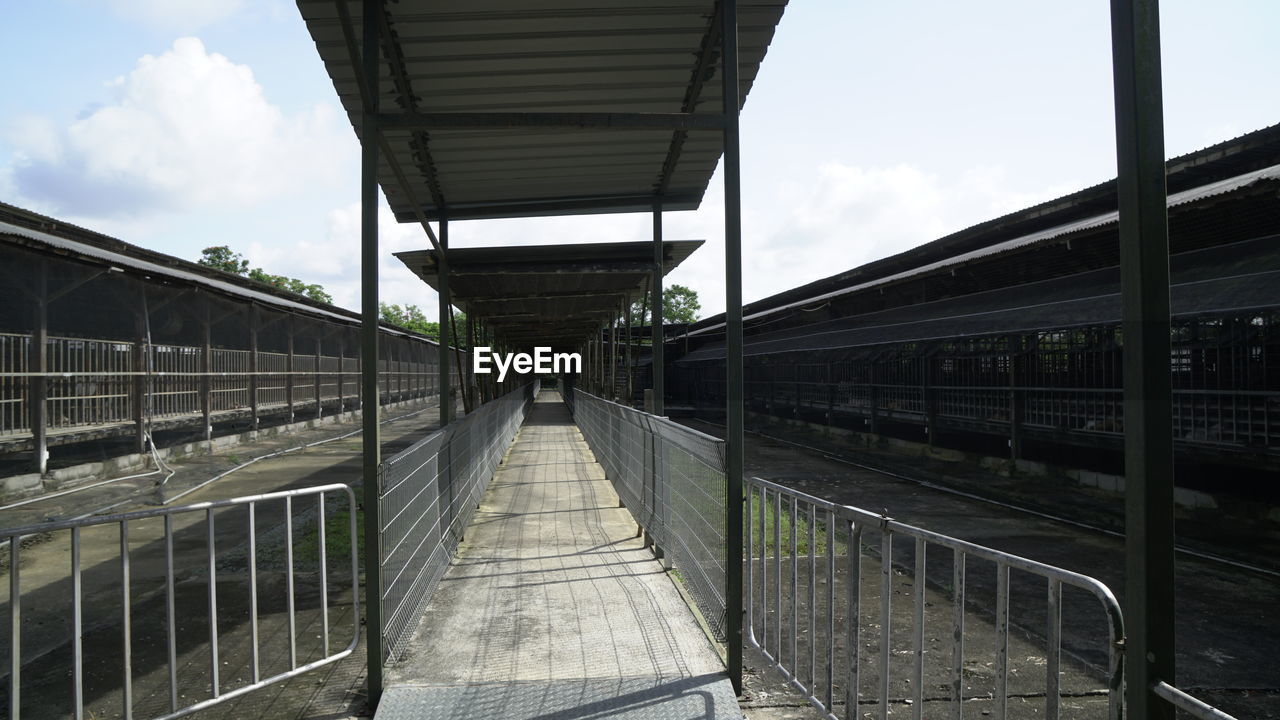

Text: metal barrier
xmin=2 ymin=483 xmax=359 ymax=720
xmin=565 ymin=384 xmax=729 ymax=641
xmin=746 ymin=476 xmax=1125 ymax=720
xmin=379 ymin=380 xmax=537 ymax=660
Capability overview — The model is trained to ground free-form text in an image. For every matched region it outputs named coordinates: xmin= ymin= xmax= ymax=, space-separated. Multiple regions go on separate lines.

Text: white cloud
xmin=671 ymin=162 xmax=1079 ymax=317
xmin=6 ymin=37 xmax=348 ymax=218
xmin=252 ymin=201 xmax=445 ymax=314
xmin=104 ymin=0 xmax=244 ymax=33
xmin=212 ymin=161 xmax=1075 ymax=324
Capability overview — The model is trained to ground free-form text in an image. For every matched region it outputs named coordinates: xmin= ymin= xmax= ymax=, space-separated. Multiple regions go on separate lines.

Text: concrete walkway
xmin=378 ymin=391 xmax=739 ymax=719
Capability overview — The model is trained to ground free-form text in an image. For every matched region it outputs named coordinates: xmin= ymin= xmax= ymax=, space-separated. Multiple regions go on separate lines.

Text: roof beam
xmin=377 ymin=5 xmax=447 ymax=210
xmin=655 ymin=0 xmax=724 ymax=195
xmin=393 ymin=191 xmax=703 ymax=222
xmin=465 ymin=290 xmax=631 ymax=304
xmin=332 ymin=0 xmax=443 ymax=254
xmin=379 ymin=112 xmax=725 ymax=131
xmin=445 ymin=261 xmax=653 ymax=276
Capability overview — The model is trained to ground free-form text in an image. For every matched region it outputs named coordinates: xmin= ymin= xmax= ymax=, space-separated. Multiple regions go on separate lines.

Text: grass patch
xmin=748 ymin=490 xmax=853 ymax=557
xmin=293 ymin=506 xmax=365 ymax=569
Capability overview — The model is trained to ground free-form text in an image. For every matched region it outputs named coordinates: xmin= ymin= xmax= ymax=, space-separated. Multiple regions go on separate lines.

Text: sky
xmin=2 ymin=1 xmax=1278 ymax=320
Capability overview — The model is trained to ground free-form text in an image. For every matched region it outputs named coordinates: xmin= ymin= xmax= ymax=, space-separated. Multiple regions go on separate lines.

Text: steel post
xmin=247 ymin=306 xmax=260 ymax=429
xmin=652 ymin=203 xmax=665 ymax=415
xmin=625 ymin=293 xmax=633 ymax=404
xmin=466 ymin=312 xmax=475 ymax=411
xmin=133 ymin=285 xmax=148 ymax=456
xmin=286 ymin=316 xmax=296 ymax=422
xmin=439 ymin=213 xmax=452 ymax=426
xmin=359 ymin=0 xmax=383 ymax=703
xmin=315 ymin=337 xmax=323 ymax=420
xmin=722 ymin=0 xmax=745 ymax=695
xmin=202 ymin=300 xmax=212 ymax=441
xmin=610 ymin=304 xmax=619 ymax=401
xmin=1109 ymin=0 xmax=1175 ymax=717
xmin=30 ymin=261 xmax=48 ymax=475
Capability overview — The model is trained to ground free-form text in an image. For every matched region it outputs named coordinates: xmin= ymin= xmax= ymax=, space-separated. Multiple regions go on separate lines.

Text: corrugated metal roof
xmin=677 ymin=234 xmax=1280 ymax=362
xmin=395 ymin=239 xmax=702 ymax=348
xmin=0 ymin=219 xmax=438 ymax=344
xmin=297 ymin=0 xmax=787 ymax=221
xmin=688 ymin=162 xmax=1280 ymax=338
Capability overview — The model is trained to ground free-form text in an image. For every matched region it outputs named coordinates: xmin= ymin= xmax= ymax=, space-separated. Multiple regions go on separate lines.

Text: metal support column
xmin=315 ymin=337 xmax=324 ymax=420
xmin=286 ymin=316 xmax=296 ymax=423
xmin=721 ymin=0 xmax=745 ymax=695
xmin=610 ymin=302 xmax=620 ymax=400
xmin=651 ymin=203 xmax=665 ymax=415
xmin=359 ymin=0 xmax=383 ymax=703
xmin=1009 ymin=334 xmax=1024 ymax=460
xmin=133 ymin=286 xmax=149 ymax=456
xmin=1110 ymin=0 xmax=1174 ymax=717
xmin=248 ymin=305 xmax=260 ymax=430
xmin=439 ymin=212 xmax=452 ymax=426
xmin=625 ymin=294 xmax=633 ymax=405
xmin=466 ymin=312 xmax=475 ymax=410
xmin=201 ymin=300 xmax=212 ymax=441
xmin=29 ymin=262 xmax=48 ymax=475
xmin=337 ymin=334 xmax=346 ymax=412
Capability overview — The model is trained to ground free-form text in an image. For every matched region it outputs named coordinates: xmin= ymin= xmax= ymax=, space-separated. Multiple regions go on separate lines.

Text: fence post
xmin=202 ymin=299 xmax=212 ymax=442
xmin=869 ymin=360 xmax=881 ymax=436
xmin=29 ymin=261 xmax=48 ymax=475
xmin=248 ymin=305 xmax=260 ymax=430
xmin=1009 ymin=334 xmax=1023 ymax=460
xmin=133 ymin=285 xmax=148 ymax=456
xmin=286 ymin=315 xmax=295 ymax=423
xmin=923 ymin=356 xmax=937 ymax=447
xmin=315 ymin=336 xmax=324 ymax=421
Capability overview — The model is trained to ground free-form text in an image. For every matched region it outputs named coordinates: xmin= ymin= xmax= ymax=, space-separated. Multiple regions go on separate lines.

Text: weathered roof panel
xmin=297 ymin=0 xmax=788 ymax=221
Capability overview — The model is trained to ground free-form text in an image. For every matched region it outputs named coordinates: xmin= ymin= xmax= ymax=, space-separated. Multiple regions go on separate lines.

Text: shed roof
xmin=396 ymin=239 xmax=702 ymax=349
xmin=298 ymin=0 xmax=787 ymax=221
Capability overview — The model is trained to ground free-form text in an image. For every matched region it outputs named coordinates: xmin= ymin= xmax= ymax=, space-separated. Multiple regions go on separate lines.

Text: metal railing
xmin=1152 ymin=681 xmax=1239 ymax=720
xmin=379 ymin=381 xmax=537 ymax=660
xmin=1 ymin=331 xmax=458 ymax=441
xmin=565 ymin=384 xmax=729 ymax=640
xmin=746 ymin=475 xmax=1125 ymax=720
xmin=1 ymin=483 xmax=359 ymax=720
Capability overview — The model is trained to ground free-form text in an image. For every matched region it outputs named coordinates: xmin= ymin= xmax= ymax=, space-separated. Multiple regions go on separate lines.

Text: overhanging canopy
xmin=396 ymin=240 xmax=703 ymax=349
xmin=298 ymin=0 xmax=787 ymax=221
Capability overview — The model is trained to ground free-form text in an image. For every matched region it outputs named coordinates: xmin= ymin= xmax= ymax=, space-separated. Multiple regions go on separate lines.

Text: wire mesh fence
xmin=564 ymin=382 xmax=729 ymax=641
xmin=378 ymin=380 xmax=538 ymax=660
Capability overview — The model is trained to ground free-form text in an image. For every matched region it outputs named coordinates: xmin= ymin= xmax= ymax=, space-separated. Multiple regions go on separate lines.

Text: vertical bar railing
xmin=745 ymin=475 xmax=1127 ymax=720
xmin=2 ymin=484 xmax=360 ymax=720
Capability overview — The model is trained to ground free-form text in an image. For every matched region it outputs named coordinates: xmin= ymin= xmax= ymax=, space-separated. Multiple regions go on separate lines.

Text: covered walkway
xmin=375 ymin=390 xmax=739 ymax=719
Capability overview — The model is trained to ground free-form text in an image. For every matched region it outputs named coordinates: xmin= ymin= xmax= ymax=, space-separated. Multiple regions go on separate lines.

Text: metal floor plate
xmin=373 ymin=674 xmax=742 ymax=720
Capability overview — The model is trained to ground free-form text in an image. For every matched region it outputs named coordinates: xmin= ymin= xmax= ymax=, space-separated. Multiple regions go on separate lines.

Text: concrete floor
xmin=381 ymin=392 xmax=739 ymax=719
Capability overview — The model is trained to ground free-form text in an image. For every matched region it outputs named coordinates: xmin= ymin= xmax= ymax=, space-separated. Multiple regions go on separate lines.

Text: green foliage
xmin=247 ymin=267 xmax=334 ymax=303
xmin=629 ymin=284 xmax=702 ymax=327
xmin=195 ymin=245 xmax=333 ymax=303
xmin=197 ymin=245 xmax=250 ymax=275
xmin=380 ymin=302 xmax=439 ymax=338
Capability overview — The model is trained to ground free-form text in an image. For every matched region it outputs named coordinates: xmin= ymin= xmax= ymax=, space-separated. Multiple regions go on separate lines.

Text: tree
xmin=378 ymin=304 xmax=471 ymax=347
xmin=629 ymin=284 xmax=702 ymax=326
xmin=380 ymin=302 xmax=439 ymax=338
xmin=197 ymin=246 xmax=249 ymax=275
xmin=247 ymin=268 xmax=334 ymax=304
xmin=196 ymin=245 xmax=333 ymax=304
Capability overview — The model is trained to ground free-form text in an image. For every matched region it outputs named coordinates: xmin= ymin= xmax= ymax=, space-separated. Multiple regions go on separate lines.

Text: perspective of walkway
xmin=377 ymin=390 xmax=740 ymax=719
